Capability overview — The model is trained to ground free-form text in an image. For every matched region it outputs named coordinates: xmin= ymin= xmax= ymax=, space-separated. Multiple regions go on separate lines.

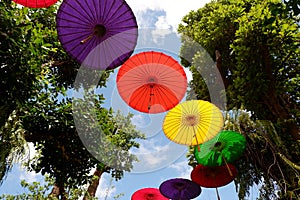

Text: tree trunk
xmin=83 ymin=167 xmax=105 ymax=200
xmin=261 ymin=44 xmax=300 ymax=140
xmin=49 ymin=184 xmax=67 ymax=200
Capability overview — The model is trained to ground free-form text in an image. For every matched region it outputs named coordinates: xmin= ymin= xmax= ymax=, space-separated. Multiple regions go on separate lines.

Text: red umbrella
xmin=131 ymin=188 xmax=169 ymax=200
xmin=191 ymin=164 xmax=237 ymax=200
xmin=13 ymin=0 xmax=57 ymax=8
xmin=117 ymin=51 xmax=187 ymax=113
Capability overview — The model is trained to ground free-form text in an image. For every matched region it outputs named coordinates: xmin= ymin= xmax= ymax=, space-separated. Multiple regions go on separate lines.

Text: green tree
xmin=179 ymin=0 xmax=300 ymax=199
xmin=20 ymin=88 xmax=144 ymax=198
xmin=0 ymin=0 xmax=79 ymax=183
xmin=0 ymin=175 xmax=96 ymax=199
xmin=0 ymin=1 xmax=144 ymax=199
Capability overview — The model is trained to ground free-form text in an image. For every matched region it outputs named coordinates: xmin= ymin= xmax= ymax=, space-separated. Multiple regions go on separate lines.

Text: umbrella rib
xmin=74 ymin=0 xmax=97 ymax=25
xmin=133 ymin=52 xmax=151 ymax=77
xmin=156 ymin=86 xmax=177 ymax=110
xmin=103 ymin=35 xmax=131 ymax=69
xmin=105 ymin=9 xmax=136 ymax=28
xmin=57 ymin=12 xmax=91 ymax=28
xmin=102 ymin=0 xmax=123 ymax=25
xmin=101 ymin=39 xmax=116 ymax=69
xmin=62 ymin=0 xmax=93 ymax=25
xmin=165 ymin=121 xmax=184 ymax=144
xmin=192 ymin=126 xmax=201 ymax=146
xmin=85 ymin=0 xmax=99 ymax=24
xmin=101 ymin=37 xmax=118 ymax=69
xmin=141 ymin=52 xmax=153 ymax=76
xmin=101 ymin=0 xmax=113 ymax=25
xmin=128 ymin=86 xmax=148 ymax=112
xmin=98 ymin=0 xmax=106 ymax=23
xmin=105 ymin=31 xmax=137 ymax=68
xmin=73 ymin=35 xmax=97 ymax=63
xmin=82 ymin=0 xmax=97 ymax=24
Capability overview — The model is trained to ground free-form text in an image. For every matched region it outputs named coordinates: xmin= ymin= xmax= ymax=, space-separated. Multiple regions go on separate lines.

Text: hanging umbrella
xmin=194 ymin=130 xmax=246 ymax=167
xmin=56 ymin=0 xmax=138 ymax=70
xmin=191 ymin=164 xmax=237 ymax=200
xmin=162 ymin=100 xmax=224 ymax=146
xmin=131 ymin=188 xmax=169 ymax=200
xmin=116 ymin=51 xmax=187 ymax=113
xmin=159 ymin=178 xmax=201 ymax=200
xmin=13 ymin=0 xmax=57 ymax=8
xmin=191 ymin=164 xmax=237 ymax=188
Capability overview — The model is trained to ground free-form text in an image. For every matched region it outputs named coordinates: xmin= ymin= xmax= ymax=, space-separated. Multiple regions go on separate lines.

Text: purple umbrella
xmin=56 ymin=0 xmax=138 ymax=70
xmin=159 ymin=178 xmax=202 ymax=200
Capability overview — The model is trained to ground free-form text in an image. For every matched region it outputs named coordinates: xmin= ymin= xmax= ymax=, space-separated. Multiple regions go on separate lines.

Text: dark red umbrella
xmin=191 ymin=164 xmax=237 ymax=200
xmin=116 ymin=51 xmax=187 ymax=113
xmin=13 ymin=0 xmax=57 ymax=8
xmin=56 ymin=0 xmax=138 ymax=70
xmin=191 ymin=164 xmax=237 ymax=188
xmin=131 ymin=188 xmax=169 ymax=200
xmin=159 ymin=178 xmax=201 ymax=200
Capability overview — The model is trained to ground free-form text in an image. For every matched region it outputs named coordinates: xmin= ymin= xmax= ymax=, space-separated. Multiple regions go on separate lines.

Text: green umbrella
xmin=194 ymin=130 xmax=246 ymax=168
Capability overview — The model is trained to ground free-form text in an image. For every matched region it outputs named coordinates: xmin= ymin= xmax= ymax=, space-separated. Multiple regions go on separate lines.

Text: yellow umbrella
xmin=162 ymin=100 xmax=224 ymax=146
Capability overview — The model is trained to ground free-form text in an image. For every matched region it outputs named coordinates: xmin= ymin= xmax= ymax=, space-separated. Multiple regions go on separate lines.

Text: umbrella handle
xmin=192 ymin=127 xmax=200 ymax=147
xmin=216 ymin=188 xmax=221 ymax=200
xmin=80 ymin=34 xmax=93 ymax=44
xmin=221 ymin=154 xmax=233 ymax=176
xmin=147 ymin=86 xmax=154 ymax=111
xmin=197 ymin=145 xmax=200 ymax=152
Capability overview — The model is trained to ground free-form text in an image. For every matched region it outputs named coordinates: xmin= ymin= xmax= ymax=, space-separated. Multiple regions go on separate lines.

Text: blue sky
xmin=0 ymin=0 xmax=261 ymax=199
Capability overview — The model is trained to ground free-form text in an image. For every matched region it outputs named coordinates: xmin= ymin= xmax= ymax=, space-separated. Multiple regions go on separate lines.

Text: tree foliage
xmin=0 ymin=1 xmax=144 ymax=198
xmin=0 ymin=175 xmax=95 ymax=200
xmin=179 ymin=0 xmax=300 ymax=199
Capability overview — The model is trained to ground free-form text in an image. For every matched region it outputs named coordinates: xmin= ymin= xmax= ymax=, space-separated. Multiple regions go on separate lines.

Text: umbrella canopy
xmin=159 ymin=178 xmax=201 ymax=200
xmin=194 ymin=130 xmax=246 ymax=166
xmin=117 ymin=51 xmax=187 ymax=113
xmin=162 ymin=100 xmax=224 ymax=146
xmin=13 ymin=0 xmax=57 ymax=8
xmin=131 ymin=188 xmax=169 ymax=200
xmin=56 ymin=0 xmax=138 ymax=70
xmin=191 ymin=164 xmax=237 ymax=188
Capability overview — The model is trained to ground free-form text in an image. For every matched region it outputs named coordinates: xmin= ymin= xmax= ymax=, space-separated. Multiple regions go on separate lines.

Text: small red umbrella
xmin=13 ymin=0 xmax=58 ymax=8
xmin=117 ymin=51 xmax=187 ymax=113
xmin=191 ymin=164 xmax=237 ymax=200
xmin=131 ymin=188 xmax=169 ymax=200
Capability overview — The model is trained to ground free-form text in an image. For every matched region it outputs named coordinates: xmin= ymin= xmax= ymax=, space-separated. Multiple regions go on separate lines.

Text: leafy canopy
xmin=179 ymin=0 xmax=300 ymax=199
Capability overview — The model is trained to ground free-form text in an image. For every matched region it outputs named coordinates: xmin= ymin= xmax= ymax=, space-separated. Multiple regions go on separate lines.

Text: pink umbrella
xmin=131 ymin=188 xmax=169 ymax=200
xmin=13 ymin=0 xmax=57 ymax=8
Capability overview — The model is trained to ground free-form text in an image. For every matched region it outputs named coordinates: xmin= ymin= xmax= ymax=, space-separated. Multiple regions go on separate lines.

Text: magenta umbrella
xmin=159 ymin=178 xmax=201 ymax=200
xmin=13 ymin=0 xmax=57 ymax=8
xmin=56 ymin=0 xmax=138 ymax=70
xmin=131 ymin=188 xmax=169 ymax=200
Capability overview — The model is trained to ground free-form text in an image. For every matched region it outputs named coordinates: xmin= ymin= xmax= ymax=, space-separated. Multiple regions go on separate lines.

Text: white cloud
xmin=184 ymin=67 xmax=193 ymax=82
xmin=27 ymin=142 xmax=37 ymax=160
xmin=131 ymin=114 xmax=164 ymax=137
xmin=95 ymin=173 xmax=117 ymax=199
xmin=130 ymin=137 xmax=187 ymax=173
xmin=126 ymin=0 xmax=212 ymax=31
xmin=155 ymin=16 xmax=171 ymax=29
xmin=19 ymin=166 xmax=39 ymax=183
xmin=168 ymin=160 xmax=193 ymax=179
xmin=131 ymin=114 xmax=147 ymax=128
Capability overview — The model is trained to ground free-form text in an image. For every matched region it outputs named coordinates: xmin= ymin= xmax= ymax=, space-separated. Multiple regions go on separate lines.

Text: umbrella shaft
xmin=221 ymin=154 xmax=233 ymax=176
xmin=147 ymin=87 xmax=154 ymax=110
xmin=216 ymin=188 xmax=221 ymax=200
xmin=80 ymin=34 xmax=93 ymax=44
